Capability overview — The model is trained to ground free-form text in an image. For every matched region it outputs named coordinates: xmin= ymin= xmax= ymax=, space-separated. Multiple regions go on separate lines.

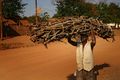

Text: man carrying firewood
xmin=68 ymin=27 xmax=97 ymax=80
xmin=30 ymin=16 xmax=114 ymax=80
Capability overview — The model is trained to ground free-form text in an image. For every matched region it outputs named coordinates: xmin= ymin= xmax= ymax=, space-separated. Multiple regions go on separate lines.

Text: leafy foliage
xmin=54 ymin=0 xmax=120 ymax=24
xmin=96 ymin=2 xmax=110 ymax=23
xmin=54 ymin=0 xmax=88 ymax=17
xmin=41 ymin=12 xmax=50 ymax=21
xmin=107 ymin=3 xmax=120 ymax=23
xmin=2 ymin=0 xmax=27 ymax=20
xmin=27 ymin=16 xmax=41 ymax=24
xmin=27 ymin=12 xmax=50 ymax=24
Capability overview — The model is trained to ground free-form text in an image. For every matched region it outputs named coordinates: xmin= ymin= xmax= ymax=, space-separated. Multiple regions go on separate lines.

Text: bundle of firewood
xmin=30 ymin=16 xmax=114 ymax=45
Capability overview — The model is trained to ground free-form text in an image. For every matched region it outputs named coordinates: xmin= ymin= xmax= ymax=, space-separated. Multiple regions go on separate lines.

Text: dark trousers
xmin=76 ymin=69 xmax=97 ymax=80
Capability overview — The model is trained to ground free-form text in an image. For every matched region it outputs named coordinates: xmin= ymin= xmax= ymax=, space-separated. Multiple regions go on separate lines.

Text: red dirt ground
xmin=0 ymin=30 xmax=120 ymax=80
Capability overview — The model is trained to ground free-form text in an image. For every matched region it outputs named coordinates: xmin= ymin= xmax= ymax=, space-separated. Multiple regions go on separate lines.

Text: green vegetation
xmin=54 ymin=0 xmax=120 ymax=24
xmin=2 ymin=0 xmax=27 ymax=21
xmin=26 ymin=12 xmax=50 ymax=23
xmin=41 ymin=12 xmax=50 ymax=21
xmin=25 ymin=16 xmax=41 ymax=24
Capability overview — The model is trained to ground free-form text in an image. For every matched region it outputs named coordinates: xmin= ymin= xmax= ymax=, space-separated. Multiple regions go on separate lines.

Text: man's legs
xmin=76 ymin=69 xmax=97 ymax=80
xmin=85 ymin=69 xmax=96 ymax=80
xmin=76 ymin=69 xmax=84 ymax=80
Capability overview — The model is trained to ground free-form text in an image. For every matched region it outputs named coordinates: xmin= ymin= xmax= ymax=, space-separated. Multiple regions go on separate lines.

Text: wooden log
xmin=30 ymin=16 xmax=114 ymax=45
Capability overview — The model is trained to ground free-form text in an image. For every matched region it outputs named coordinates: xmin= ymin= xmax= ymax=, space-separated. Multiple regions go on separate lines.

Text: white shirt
xmin=76 ymin=40 xmax=94 ymax=71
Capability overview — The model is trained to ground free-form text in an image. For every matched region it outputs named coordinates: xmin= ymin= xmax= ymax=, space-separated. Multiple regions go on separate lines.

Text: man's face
xmin=75 ymin=35 xmax=81 ymax=41
xmin=88 ymin=36 xmax=92 ymax=41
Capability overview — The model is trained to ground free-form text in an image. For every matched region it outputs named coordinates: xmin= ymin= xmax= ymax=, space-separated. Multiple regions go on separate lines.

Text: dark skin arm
xmin=90 ymin=26 xmax=96 ymax=49
xmin=68 ymin=35 xmax=77 ymax=46
xmin=68 ymin=26 xmax=96 ymax=47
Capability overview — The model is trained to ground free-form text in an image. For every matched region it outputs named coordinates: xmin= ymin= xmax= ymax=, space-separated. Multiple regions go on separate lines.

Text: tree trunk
xmin=0 ymin=0 xmax=3 ymax=40
xmin=35 ymin=0 xmax=38 ymax=25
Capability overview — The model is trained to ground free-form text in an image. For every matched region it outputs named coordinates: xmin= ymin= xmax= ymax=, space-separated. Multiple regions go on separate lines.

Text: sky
xmin=22 ymin=0 xmax=56 ymax=17
xmin=22 ymin=0 xmax=120 ymax=17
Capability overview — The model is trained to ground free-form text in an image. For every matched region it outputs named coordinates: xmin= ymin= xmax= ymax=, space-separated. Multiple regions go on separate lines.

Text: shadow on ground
xmin=67 ymin=63 xmax=110 ymax=80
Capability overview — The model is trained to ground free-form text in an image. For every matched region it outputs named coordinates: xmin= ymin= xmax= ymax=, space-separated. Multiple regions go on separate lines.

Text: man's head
xmin=75 ymin=34 xmax=88 ymax=43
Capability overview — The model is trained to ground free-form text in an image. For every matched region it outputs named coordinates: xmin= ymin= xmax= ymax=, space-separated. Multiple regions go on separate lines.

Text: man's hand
xmin=90 ymin=26 xmax=96 ymax=48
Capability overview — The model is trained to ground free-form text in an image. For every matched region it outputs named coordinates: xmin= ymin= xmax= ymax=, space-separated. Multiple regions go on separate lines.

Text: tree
xmin=2 ymin=0 xmax=27 ymax=21
xmin=54 ymin=0 xmax=89 ymax=17
xmin=0 ymin=0 xmax=3 ymax=40
xmin=54 ymin=0 xmax=98 ymax=17
xmin=54 ymin=0 xmax=120 ymax=24
xmin=41 ymin=12 xmax=50 ymax=21
xmin=96 ymin=2 xmax=110 ymax=23
xmin=108 ymin=3 xmax=120 ymax=24
xmin=27 ymin=16 xmax=41 ymax=24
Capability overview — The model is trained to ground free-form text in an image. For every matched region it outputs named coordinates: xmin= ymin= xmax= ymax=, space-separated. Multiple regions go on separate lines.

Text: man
xmin=68 ymin=28 xmax=96 ymax=80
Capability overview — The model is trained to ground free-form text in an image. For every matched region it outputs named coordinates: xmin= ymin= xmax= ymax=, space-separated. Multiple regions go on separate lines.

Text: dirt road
xmin=0 ymin=36 xmax=120 ymax=80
